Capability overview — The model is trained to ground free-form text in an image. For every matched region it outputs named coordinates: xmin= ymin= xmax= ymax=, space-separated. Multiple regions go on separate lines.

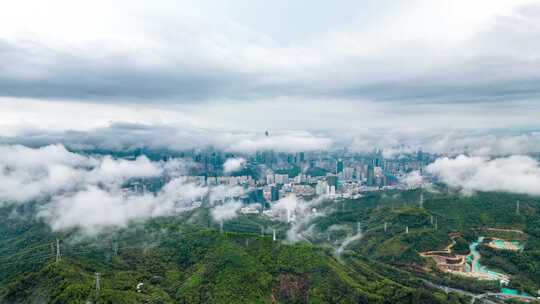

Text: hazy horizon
xmin=2 ymin=0 xmax=540 ymax=156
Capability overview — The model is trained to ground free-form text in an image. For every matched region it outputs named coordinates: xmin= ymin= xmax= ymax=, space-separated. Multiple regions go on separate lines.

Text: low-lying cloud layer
xmin=0 ymin=144 xmax=244 ymax=235
xmin=3 ymin=118 xmax=539 ymax=157
xmin=38 ymin=180 xmax=211 ymax=235
xmin=0 ymin=144 xmax=162 ymax=203
xmin=2 ymin=143 xmax=540 ymax=238
xmin=0 ymin=120 xmax=332 ymax=154
xmin=427 ymin=154 xmax=540 ymax=195
xmin=348 ymin=130 xmax=540 ymax=157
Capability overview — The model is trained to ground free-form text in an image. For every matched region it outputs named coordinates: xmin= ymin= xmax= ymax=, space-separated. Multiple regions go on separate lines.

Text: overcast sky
xmin=3 ymin=1 xmax=540 ymax=233
xmin=2 ymin=0 xmax=540 ymax=153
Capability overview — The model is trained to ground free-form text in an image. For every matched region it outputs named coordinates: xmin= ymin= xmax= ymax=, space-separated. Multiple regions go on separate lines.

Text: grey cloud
xmin=0 ymin=38 xmax=249 ymax=101
xmin=339 ymin=78 xmax=540 ymax=104
xmin=2 ymin=3 xmax=540 ymax=104
xmin=0 ymin=123 xmax=332 ymax=154
xmin=3 ymin=122 xmax=540 ymax=157
xmin=347 ymin=130 xmax=540 ymax=157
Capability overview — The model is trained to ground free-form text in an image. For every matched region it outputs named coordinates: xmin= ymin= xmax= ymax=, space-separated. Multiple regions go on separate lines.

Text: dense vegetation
xmin=226 ymin=187 xmax=540 ymax=299
xmin=297 ymin=189 xmax=540 ymax=296
xmin=0 ymin=211 xmax=467 ymax=303
xmin=2 ymin=188 xmax=540 ymax=302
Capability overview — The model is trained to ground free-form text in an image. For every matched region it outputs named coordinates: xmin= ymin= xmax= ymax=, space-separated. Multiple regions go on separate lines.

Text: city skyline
xmin=1 ymin=1 xmax=540 ymax=157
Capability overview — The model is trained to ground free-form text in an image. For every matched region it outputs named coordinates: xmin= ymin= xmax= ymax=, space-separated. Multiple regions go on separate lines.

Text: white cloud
xmin=400 ymin=171 xmax=424 ymax=189
xmin=38 ymin=178 xmax=210 ymax=235
xmin=0 ymin=144 xmax=164 ymax=203
xmin=269 ymin=194 xmax=326 ymax=243
xmin=39 ymin=186 xmax=155 ymax=234
xmin=88 ymin=155 xmax=162 ymax=185
xmin=0 ymin=103 xmax=335 ymax=153
xmin=226 ymin=132 xmax=332 ymax=153
xmin=0 ymin=144 xmax=245 ymax=235
xmin=0 ymin=144 xmax=92 ymax=202
xmin=425 ymin=132 xmax=540 ymax=156
xmin=2 ymin=105 xmax=540 ymax=156
xmin=336 ymin=232 xmax=363 ymax=259
xmin=210 ymin=201 xmax=242 ymax=222
xmin=223 ymin=157 xmax=246 ymax=173
xmin=427 ymin=154 xmax=540 ymax=195
xmin=208 ymin=185 xmax=244 ymax=204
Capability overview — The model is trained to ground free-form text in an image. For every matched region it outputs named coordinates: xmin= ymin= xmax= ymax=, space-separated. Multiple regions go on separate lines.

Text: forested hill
xmin=0 ymin=206 xmax=468 ymax=304
xmin=3 ymin=189 xmax=540 ymax=303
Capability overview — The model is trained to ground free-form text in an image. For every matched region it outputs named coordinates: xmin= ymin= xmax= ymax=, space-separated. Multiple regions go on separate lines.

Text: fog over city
xmin=2 ymin=1 xmax=540 ymax=234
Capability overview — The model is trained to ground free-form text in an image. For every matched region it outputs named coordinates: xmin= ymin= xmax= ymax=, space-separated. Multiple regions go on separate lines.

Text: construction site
xmin=420 ymin=233 xmax=468 ymax=273
xmin=420 ymin=233 xmax=519 ymax=284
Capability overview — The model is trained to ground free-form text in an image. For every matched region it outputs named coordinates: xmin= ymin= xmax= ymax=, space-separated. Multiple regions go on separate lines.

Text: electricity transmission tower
xmin=55 ymin=239 xmax=61 ymax=263
xmin=95 ymin=272 xmax=101 ymax=292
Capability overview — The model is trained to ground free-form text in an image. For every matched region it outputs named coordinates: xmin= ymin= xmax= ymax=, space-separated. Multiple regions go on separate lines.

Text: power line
xmin=0 ymin=255 xmax=53 ymax=269
xmin=0 ymin=251 xmax=53 ymax=263
xmin=0 ymin=244 xmax=49 ymax=261
xmin=0 ymin=242 xmax=52 ymax=260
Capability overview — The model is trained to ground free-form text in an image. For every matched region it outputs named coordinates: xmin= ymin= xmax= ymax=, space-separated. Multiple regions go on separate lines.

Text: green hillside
xmin=0 ymin=206 xmax=469 ymax=304
xmin=3 ymin=189 xmax=540 ymax=302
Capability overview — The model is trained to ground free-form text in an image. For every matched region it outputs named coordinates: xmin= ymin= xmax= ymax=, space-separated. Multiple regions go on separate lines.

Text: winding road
xmin=422 ymin=279 xmax=539 ymax=304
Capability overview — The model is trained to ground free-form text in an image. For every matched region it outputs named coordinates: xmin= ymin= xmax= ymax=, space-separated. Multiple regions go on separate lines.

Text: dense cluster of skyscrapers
xmin=122 ymin=148 xmax=434 ymax=215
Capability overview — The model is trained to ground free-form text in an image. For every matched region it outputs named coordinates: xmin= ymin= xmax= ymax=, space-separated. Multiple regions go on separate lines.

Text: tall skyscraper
xmin=252 ymin=189 xmax=264 ymax=203
xmin=326 ymin=175 xmax=338 ymax=190
xmin=270 ymin=186 xmax=279 ymax=202
xmin=336 ymin=160 xmax=344 ymax=173
xmin=343 ymin=167 xmax=354 ymax=181
xmin=367 ymin=164 xmax=375 ymax=187
xmin=373 ymin=150 xmax=384 ymax=169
